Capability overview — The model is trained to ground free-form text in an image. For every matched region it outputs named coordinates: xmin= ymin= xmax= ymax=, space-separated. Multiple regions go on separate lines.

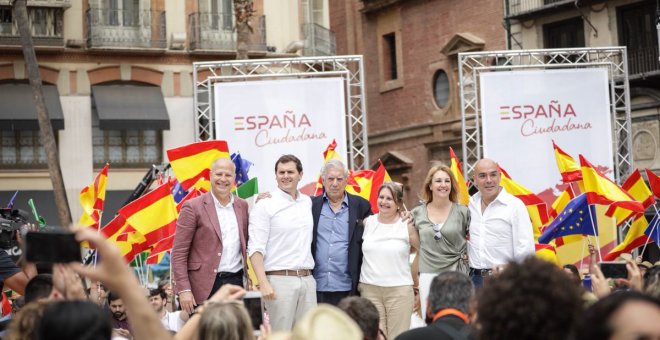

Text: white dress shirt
xmin=467 ymin=188 xmax=535 ymax=269
xmin=247 ymin=188 xmax=315 ymax=271
xmin=213 ymin=194 xmax=243 ymax=273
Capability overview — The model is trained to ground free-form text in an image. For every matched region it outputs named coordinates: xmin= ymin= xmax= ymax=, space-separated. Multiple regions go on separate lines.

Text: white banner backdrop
xmin=480 ymin=69 xmax=613 ymax=194
xmin=214 ymin=77 xmax=347 ymax=193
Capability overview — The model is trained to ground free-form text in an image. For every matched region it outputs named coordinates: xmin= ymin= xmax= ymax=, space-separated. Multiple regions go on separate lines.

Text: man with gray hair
xmin=312 ymin=159 xmax=372 ymax=305
xmin=395 ymin=271 xmax=475 ymax=340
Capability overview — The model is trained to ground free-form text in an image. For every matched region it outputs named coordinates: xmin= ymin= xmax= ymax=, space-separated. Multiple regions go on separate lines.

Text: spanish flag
xmin=579 ymin=155 xmax=644 ymax=215
xmin=646 ymin=169 xmax=660 ymax=199
xmin=167 ymin=140 xmax=230 ymax=191
xmin=552 ymin=141 xmax=582 ymax=183
xmin=314 ymin=139 xmax=342 ymax=196
xmin=369 ymin=161 xmax=392 ymax=214
xmin=604 ymin=214 xmax=652 ymax=260
xmin=608 ymin=169 xmax=654 ymax=226
xmin=499 ymin=166 xmax=547 ymax=239
xmin=78 ymin=164 xmax=109 ymax=229
xmin=101 ymin=214 xmax=144 ymax=262
xmin=449 ymin=147 xmax=470 ymax=206
xmin=345 ymin=169 xmax=375 ymax=198
xmin=117 ymin=182 xmax=178 ymax=250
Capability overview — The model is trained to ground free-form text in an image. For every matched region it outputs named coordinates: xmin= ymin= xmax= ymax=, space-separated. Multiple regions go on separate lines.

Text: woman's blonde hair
xmin=197 ymin=302 xmax=256 ymax=340
xmin=420 ymin=164 xmax=458 ymax=203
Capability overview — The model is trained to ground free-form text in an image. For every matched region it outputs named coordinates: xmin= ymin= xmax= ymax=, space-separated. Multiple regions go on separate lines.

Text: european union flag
xmin=644 ymin=213 xmax=660 ymax=244
xmin=231 ymin=152 xmax=252 ymax=186
xmin=171 ymin=180 xmax=188 ymax=203
xmin=539 ymin=194 xmax=597 ymax=244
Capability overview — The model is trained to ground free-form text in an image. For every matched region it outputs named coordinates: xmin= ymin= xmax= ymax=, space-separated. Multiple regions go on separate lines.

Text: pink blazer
xmin=171 ymin=192 xmax=249 ymax=302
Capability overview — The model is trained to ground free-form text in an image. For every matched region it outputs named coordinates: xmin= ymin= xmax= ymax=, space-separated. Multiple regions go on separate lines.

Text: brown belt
xmin=266 ymin=269 xmax=312 ymax=277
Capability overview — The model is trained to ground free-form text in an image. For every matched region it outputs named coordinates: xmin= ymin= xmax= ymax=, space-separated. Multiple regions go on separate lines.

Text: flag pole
xmin=640 ymin=205 xmax=659 ymax=256
xmin=579 ymin=237 xmax=587 ymax=269
xmin=586 ymin=204 xmax=602 ymax=262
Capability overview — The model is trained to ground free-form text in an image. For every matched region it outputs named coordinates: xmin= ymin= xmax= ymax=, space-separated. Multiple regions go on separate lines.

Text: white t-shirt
xmin=161 ymin=311 xmax=185 ymax=332
xmin=359 ymin=215 xmax=413 ymax=287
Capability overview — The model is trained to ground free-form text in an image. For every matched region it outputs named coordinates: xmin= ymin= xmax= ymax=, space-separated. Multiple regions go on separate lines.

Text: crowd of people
xmin=0 ymin=154 xmax=659 ymax=339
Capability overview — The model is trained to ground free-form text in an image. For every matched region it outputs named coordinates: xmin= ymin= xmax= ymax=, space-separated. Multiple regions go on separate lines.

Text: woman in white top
xmin=359 ymin=182 xmax=420 ymax=339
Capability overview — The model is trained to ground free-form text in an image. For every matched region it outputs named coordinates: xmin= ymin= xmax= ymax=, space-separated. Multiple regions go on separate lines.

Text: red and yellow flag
xmin=608 ymin=169 xmax=654 ymax=226
xmin=604 ymin=214 xmax=652 ymax=260
xmin=579 ymin=155 xmax=644 ymax=215
xmin=167 ymin=140 xmax=230 ymax=192
xmin=345 ymin=169 xmax=375 ymax=198
xmin=552 ymin=141 xmax=582 ymax=183
xmin=646 ymin=169 xmax=660 ymax=199
xmin=101 ymin=214 xmax=145 ymax=262
xmin=369 ymin=161 xmax=392 ymax=214
xmin=117 ymin=182 xmax=178 ymax=250
xmin=449 ymin=147 xmax=469 ymax=206
xmin=535 ymin=243 xmax=560 ymax=265
xmin=78 ymin=164 xmax=109 ymax=229
xmin=499 ymin=166 xmax=547 ymax=239
xmin=314 ymin=139 xmax=342 ymax=196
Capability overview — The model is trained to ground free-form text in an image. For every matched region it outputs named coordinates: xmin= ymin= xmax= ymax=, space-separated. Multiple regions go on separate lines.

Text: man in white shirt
xmin=467 ymin=158 xmax=535 ymax=287
xmin=248 ymin=154 xmax=316 ymax=331
xmin=149 ymin=288 xmax=188 ymax=332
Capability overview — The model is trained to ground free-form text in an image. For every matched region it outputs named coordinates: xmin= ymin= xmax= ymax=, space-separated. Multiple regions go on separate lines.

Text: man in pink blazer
xmin=171 ymin=157 xmax=249 ymax=314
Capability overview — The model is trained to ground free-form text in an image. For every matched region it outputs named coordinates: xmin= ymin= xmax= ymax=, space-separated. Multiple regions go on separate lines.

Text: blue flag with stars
xmin=539 ymin=194 xmax=597 ymax=244
xmin=231 ymin=152 xmax=252 ymax=186
xmin=644 ymin=213 xmax=660 ymax=244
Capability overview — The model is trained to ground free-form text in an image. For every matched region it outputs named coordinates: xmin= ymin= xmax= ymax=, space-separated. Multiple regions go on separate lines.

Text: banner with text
xmin=480 ymin=68 xmax=613 ymax=194
xmin=214 ymin=77 xmax=347 ymax=193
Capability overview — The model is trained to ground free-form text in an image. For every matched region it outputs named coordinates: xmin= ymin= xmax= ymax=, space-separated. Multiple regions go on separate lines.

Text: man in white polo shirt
xmin=467 ymin=158 xmax=535 ymax=288
xmin=248 ymin=154 xmax=316 ymax=331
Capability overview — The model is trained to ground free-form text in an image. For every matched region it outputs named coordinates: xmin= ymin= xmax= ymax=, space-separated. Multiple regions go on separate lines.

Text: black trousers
xmin=208 ymin=269 xmax=244 ymax=299
xmin=316 ymin=290 xmax=351 ymax=306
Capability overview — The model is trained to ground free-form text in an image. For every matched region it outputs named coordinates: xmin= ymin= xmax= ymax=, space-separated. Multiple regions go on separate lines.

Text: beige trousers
xmin=358 ymin=282 xmax=414 ymax=339
xmin=264 ymin=275 xmax=317 ymax=332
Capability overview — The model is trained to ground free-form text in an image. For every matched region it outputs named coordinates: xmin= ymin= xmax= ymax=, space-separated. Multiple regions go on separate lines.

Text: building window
xmin=92 ymin=128 xmax=162 ymax=168
xmin=108 ymin=0 xmax=139 ymax=27
xmin=543 ymin=17 xmax=585 ymax=49
xmin=383 ymin=33 xmax=398 ymax=80
xmin=433 ymin=70 xmax=450 ymax=108
xmin=209 ymin=0 xmax=233 ymax=31
xmin=0 ymin=130 xmax=48 ymax=169
xmin=0 ymin=6 xmax=63 ymax=38
xmin=618 ymin=1 xmax=658 ymax=75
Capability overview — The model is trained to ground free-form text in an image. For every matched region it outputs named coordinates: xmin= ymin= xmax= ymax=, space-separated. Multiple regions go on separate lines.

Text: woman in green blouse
xmin=411 ymin=164 xmax=471 ymax=319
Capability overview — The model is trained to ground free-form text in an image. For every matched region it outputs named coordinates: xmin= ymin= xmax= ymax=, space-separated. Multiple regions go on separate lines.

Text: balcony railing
xmin=188 ymin=12 xmax=266 ymax=52
xmin=0 ymin=0 xmax=71 ymax=7
xmin=87 ymin=7 xmax=166 ymax=49
xmin=0 ymin=6 xmax=64 ymax=47
xmin=506 ymin=0 xmax=573 ymax=18
xmin=628 ymin=46 xmax=660 ymax=77
xmin=302 ymin=23 xmax=336 ymax=56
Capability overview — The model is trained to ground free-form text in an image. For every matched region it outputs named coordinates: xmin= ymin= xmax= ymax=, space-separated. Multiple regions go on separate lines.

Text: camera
xmin=0 ymin=208 xmax=28 ymax=250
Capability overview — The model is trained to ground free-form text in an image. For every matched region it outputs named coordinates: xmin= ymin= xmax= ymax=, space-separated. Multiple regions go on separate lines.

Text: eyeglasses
xmin=432 ymin=223 xmax=443 ymax=241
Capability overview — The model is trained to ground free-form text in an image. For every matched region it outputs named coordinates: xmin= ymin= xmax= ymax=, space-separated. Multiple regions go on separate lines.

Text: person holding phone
xmin=172 ymin=157 xmax=250 ymax=315
xmin=411 ymin=164 xmax=470 ymax=318
xmin=359 ymin=182 xmax=419 ymax=339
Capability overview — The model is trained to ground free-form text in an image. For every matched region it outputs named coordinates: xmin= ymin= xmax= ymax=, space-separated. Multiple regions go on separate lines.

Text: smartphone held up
xmin=25 ymin=229 xmax=82 ymax=263
xmin=243 ymin=291 xmax=264 ymax=337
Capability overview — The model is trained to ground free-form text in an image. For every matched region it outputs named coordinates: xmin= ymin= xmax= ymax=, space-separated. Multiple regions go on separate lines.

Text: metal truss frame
xmin=192 ymin=55 xmax=369 ymax=170
xmin=458 ymin=47 xmax=632 ymax=185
